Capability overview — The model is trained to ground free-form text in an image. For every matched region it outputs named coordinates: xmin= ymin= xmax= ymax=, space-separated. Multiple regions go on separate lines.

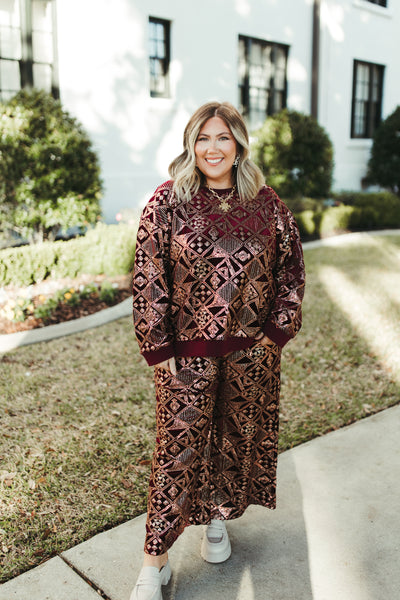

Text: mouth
xmin=205 ymin=158 xmax=224 ymax=165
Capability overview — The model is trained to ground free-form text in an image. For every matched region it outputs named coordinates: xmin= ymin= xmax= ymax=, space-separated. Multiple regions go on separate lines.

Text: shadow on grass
xmin=279 ymin=234 xmax=400 ymax=452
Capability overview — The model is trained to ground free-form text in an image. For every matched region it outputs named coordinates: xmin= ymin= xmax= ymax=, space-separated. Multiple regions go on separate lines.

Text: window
xmin=0 ymin=0 xmax=22 ymax=99
xmin=0 ymin=0 xmax=58 ymax=101
xmin=351 ymin=60 xmax=384 ymax=138
xmin=31 ymin=0 xmax=57 ymax=92
xmin=238 ymin=35 xmax=288 ymax=131
xmin=366 ymin=0 xmax=387 ymax=6
xmin=148 ymin=17 xmax=170 ymax=98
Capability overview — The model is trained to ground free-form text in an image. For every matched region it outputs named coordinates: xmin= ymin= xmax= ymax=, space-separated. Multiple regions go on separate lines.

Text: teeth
xmin=206 ymin=158 xmax=223 ymax=165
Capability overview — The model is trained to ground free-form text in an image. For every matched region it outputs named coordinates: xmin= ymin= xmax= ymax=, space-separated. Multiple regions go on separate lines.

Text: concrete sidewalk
xmin=1 ymin=404 xmax=399 ymax=600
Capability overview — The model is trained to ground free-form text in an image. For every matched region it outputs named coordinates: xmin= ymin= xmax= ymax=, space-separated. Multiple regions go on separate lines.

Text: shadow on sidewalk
xmin=165 ymin=453 xmax=312 ymax=600
xmin=61 ymin=451 xmax=312 ymax=600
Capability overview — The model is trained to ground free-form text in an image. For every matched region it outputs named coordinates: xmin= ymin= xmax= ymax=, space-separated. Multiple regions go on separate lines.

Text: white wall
xmin=56 ymin=0 xmax=314 ymax=220
xmin=56 ymin=0 xmax=399 ymax=220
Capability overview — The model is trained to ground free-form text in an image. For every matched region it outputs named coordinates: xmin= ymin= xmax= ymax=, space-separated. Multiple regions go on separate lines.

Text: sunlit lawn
xmin=0 ymin=233 xmax=399 ymax=582
xmin=279 ymin=233 xmax=400 ymax=448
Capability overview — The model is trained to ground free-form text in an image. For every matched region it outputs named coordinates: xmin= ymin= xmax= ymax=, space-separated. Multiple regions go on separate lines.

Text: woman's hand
xmin=154 ymin=356 xmax=177 ymax=376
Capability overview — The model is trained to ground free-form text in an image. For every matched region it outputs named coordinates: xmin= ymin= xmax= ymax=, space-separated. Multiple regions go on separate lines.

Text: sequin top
xmin=132 ymin=180 xmax=305 ymax=366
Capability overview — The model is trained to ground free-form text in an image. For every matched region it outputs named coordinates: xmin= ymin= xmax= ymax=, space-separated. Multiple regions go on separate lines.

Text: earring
xmin=233 ymin=155 xmax=240 ymax=167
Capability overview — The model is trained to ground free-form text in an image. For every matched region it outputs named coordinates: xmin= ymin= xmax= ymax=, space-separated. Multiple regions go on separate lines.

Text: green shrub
xmin=295 ymin=210 xmax=317 ymax=238
xmin=334 ymin=192 xmax=400 ymax=229
xmin=0 ymin=224 xmax=136 ymax=287
xmin=252 ymin=109 xmax=334 ymax=198
xmin=99 ymin=281 xmax=118 ymax=305
xmin=291 ymin=191 xmax=399 ymax=239
xmin=318 ymin=206 xmax=355 ymax=237
xmin=283 ymin=197 xmax=323 ymax=213
xmin=0 ymin=89 xmax=102 ymax=244
xmin=366 ymin=106 xmax=400 ymax=194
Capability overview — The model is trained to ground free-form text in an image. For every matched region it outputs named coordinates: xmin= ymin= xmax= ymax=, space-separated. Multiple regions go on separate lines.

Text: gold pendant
xmin=219 ymin=199 xmax=231 ymax=212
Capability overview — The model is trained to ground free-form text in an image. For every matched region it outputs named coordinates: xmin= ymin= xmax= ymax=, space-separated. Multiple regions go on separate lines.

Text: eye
xmin=219 ymin=136 xmax=230 ymax=141
xmin=197 ymin=136 xmax=208 ymax=142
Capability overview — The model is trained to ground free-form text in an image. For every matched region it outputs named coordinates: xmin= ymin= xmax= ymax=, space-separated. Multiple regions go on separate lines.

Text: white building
xmin=1 ymin=0 xmax=399 ymax=221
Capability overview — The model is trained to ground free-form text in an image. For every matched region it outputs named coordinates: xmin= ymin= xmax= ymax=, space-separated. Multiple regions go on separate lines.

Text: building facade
xmin=0 ymin=0 xmax=399 ymax=220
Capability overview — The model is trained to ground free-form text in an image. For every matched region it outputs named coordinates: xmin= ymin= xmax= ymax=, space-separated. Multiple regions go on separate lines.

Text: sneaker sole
xmin=201 ymin=536 xmax=232 ymax=563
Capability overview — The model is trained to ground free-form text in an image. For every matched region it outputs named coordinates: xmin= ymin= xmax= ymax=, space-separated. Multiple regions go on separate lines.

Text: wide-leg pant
xmin=144 ymin=340 xmax=282 ymax=555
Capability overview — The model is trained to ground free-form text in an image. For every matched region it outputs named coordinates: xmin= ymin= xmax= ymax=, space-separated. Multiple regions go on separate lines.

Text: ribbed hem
xmin=261 ymin=321 xmax=291 ymax=348
xmin=142 ymin=337 xmax=255 ymax=365
xmin=141 ymin=327 xmax=292 ymax=366
xmin=174 ymin=336 xmax=254 ymax=357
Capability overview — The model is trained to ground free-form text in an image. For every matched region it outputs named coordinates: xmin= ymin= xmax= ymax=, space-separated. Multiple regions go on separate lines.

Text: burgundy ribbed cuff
xmin=142 ymin=344 xmax=175 ymax=366
xmin=261 ymin=321 xmax=291 ymax=348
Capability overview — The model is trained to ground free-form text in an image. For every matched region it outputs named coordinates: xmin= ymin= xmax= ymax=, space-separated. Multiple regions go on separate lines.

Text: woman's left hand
xmin=155 ymin=356 xmax=177 ymax=376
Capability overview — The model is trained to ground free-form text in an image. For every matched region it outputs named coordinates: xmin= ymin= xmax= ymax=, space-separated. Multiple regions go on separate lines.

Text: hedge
xmin=334 ymin=192 xmax=400 ymax=230
xmin=292 ymin=191 xmax=400 ymax=240
xmin=1 ymin=192 xmax=399 ymax=286
xmin=0 ymin=224 xmax=136 ymax=287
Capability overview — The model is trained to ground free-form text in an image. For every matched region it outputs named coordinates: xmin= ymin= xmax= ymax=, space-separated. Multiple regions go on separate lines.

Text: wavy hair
xmin=169 ymin=101 xmax=265 ymax=203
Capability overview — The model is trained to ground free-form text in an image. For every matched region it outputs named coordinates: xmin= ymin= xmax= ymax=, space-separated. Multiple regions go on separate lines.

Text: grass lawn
xmin=1 ymin=233 xmax=399 ymax=582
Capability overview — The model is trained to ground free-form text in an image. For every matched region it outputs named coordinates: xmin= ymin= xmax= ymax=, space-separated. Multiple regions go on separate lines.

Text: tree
xmin=367 ymin=106 xmax=400 ymax=195
xmin=0 ymin=89 xmax=102 ymax=243
xmin=251 ymin=109 xmax=334 ymax=198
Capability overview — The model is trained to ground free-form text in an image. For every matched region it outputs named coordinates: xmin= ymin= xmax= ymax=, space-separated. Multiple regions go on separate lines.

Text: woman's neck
xmin=205 ymin=178 xmax=234 ymax=190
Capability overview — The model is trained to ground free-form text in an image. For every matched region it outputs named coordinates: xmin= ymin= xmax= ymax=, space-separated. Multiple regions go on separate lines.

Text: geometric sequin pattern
xmin=132 ymin=181 xmax=305 ymax=360
xmin=144 ymin=340 xmax=282 ymax=556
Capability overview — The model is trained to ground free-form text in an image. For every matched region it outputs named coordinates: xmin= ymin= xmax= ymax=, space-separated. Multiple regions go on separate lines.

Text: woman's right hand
xmin=254 ymin=330 xmax=275 ymax=347
xmin=155 ymin=356 xmax=177 ymax=376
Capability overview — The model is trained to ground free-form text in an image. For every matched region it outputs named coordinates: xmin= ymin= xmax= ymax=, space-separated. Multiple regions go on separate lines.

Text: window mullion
xmin=350 ymin=62 xmax=357 ymax=138
xmin=244 ymin=38 xmax=250 ymax=118
xmin=19 ymin=0 xmax=33 ymax=88
xmin=366 ymin=64 xmax=373 ymax=137
xmin=50 ymin=0 xmax=59 ymax=98
xmin=270 ymin=43 xmax=276 ymax=116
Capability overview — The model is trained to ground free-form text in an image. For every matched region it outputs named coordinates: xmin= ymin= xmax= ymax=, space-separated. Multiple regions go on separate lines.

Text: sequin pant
xmin=144 ymin=341 xmax=282 ymax=555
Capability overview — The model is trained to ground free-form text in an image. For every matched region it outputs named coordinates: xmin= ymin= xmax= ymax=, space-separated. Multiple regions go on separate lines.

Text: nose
xmin=206 ymin=139 xmax=218 ymax=154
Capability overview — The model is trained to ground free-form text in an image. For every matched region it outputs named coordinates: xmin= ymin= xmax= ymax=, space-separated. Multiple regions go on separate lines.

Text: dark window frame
xmin=238 ymin=34 xmax=289 ymax=130
xmin=365 ymin=0 xmax=387 ymax=7
xmin=351 ymin=59 xmax=384 ymax=139
xmin=0 ymin=0 xmax=59 ymax=101
xmin=148 ymin=16 xmax=170 ymax=98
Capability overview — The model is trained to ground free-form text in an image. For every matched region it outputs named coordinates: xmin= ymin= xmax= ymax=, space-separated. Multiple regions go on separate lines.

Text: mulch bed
xmin=0 ymin=274 xmax=132 ymax=335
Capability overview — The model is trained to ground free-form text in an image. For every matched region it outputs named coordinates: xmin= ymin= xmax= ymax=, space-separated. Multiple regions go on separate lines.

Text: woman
xmin=131 ymin=101 xmax=305 ymax=600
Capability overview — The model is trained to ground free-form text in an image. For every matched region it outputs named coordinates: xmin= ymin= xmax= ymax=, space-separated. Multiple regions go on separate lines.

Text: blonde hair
xmin=169 ymin=101 xmax=265 ymax=203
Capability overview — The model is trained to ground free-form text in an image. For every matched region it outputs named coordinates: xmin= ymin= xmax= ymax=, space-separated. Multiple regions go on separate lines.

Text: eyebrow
xmin=198 ymin=131 xmax=232 ymax=137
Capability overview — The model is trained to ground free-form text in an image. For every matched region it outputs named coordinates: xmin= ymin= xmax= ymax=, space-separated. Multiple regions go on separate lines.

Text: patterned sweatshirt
xmin=132 ymin=180 xmax=305 ymax=366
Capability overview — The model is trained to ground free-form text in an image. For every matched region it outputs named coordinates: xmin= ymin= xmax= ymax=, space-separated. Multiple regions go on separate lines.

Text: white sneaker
xmin=130 ymin=561 xmax=171 ymax=600
xmin=201 ymin=519 xmax=231 ymax=563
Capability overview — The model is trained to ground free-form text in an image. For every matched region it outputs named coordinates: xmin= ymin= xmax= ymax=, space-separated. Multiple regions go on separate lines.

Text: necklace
xmin=207 ymin=185 xmax=237 ymax=212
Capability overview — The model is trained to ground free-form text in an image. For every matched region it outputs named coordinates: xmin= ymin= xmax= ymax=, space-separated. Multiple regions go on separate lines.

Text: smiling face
xmin=194 ymin=116 xmax=238 ymax=188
